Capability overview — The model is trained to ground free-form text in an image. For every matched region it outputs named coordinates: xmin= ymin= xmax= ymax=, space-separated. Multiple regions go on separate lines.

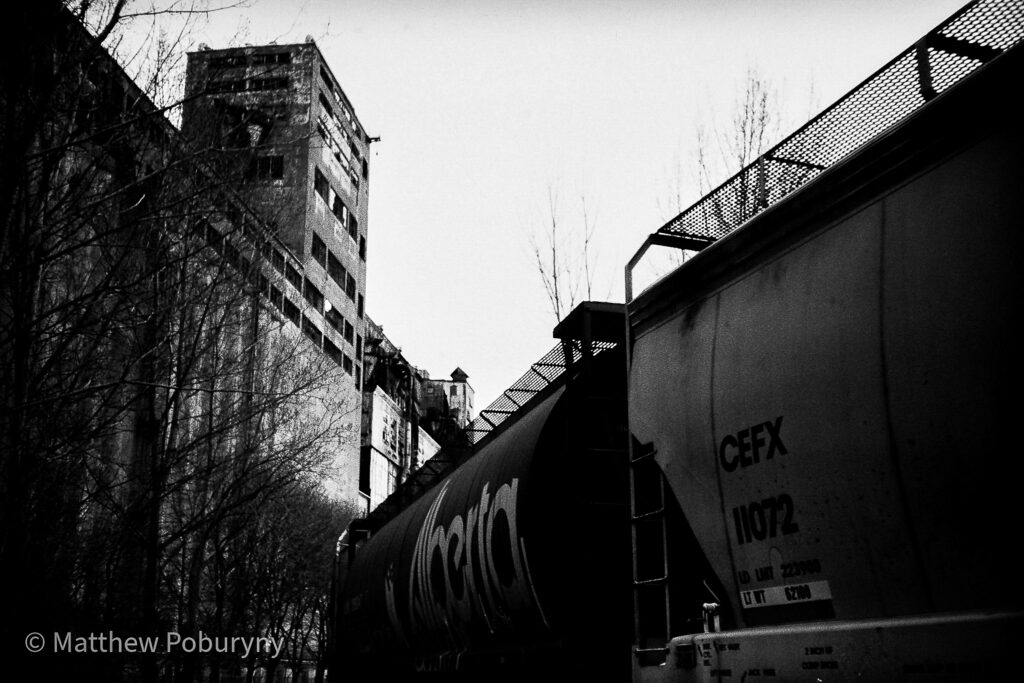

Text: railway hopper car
xmin=626 ymin=3 xmax=1024 ymax=679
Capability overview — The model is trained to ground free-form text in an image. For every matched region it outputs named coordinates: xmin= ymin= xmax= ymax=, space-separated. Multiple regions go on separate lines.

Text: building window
xmin=249 ymin=77 xmax=289 ymax=91
xmin=208 ymin=79 xmax=245 ymax=94
xmin=209 ymin=54 xmax=246 ymax=69
xmin=345 ymin=274 xmax=356 ymax=300
xmin=302 ymin=316 xmax=322 ymax=346
xmin=283 ymin=299 xmax=300 ymax=324
xmin=332 ymin=195 xmax=348 ymax=225
xmin=270 ymin=285 xmax=283 ymax=311
xmin=285 ymin=263 xmax=302 ymax=291
xmin=311 ymin=233 xmax=327 ymax=267
xmin=252 ymin=52 xmax=291 ymax=66
xmin=359 ymin=235 xmax=366 ymax=261
xmin=303 ymin=278 xmax=323 ymax=313
xmin=386 ymin=460 xmax=398 ymax=496
xmin=357 ymin=293 xmax=364 ymax=318
xmin=347 ymin=213 xmax=358 ymax=240
xmin=318 ymin=91 xmax=334 ymax=118
xmin=325 ymin=306 xmax=344 ymax=335
xmin=272 ymin=249 xmax=285 ymax=274
xmin=324 ymin=338 xmax=342 ymax=366
xmin=320 ymin=65 xmax=334 ymax=92
xmin=356 ymin=334 xmax=362 ymax=358
xmin=343 ymin=354 xmax=353 ymax=375
xmin=344 ymin=320 xmax=354 ymax=344
xmin=354 ymin=364 xmax=361 ymax=388
xmin=246 ymin=155 xmax=284 ymax=180
xmin=359 ymin=446 xmax=371 ymax=495
xmin=362 ymin=158 xmax=369 ymax=180
xmin=339 ymin=101 xmax=353 ymax=126
xmin=327 ymin=252 xmax=346 ymax=289
xmin=314 ymin=168 xmax=329 ymax=202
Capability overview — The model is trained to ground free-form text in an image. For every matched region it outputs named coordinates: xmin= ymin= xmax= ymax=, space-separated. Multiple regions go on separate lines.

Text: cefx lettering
xmin=720 ymin=416 xmax=787 ymax=473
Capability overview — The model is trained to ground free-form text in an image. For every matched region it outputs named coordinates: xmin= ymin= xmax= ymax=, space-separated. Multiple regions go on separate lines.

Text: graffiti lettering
xmin=384 ymin=478 xmax=546 ymax=645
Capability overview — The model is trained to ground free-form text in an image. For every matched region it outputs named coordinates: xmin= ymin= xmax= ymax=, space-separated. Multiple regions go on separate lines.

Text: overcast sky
xmin=124 ymin=0 xmax=967 ymax=410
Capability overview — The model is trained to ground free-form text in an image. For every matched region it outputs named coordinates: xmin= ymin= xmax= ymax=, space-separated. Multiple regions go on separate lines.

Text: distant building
xmin=182 ymin=38 xmax=372 ymax=506
xmin=358 ymin=319 xmax=468 ymax=513
xmin=420 ymin=368 xmax=475 ymax=434
xmin=359 ymin=318 xmax=414 ymax=512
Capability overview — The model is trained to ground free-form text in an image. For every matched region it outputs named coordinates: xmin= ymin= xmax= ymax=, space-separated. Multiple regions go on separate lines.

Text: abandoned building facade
xmin=182 ymin=39 xmax=473 ymax=513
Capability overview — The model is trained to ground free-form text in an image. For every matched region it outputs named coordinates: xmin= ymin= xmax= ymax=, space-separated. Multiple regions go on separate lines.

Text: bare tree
xmin=2 ymin=4 xmax=357 ymax=681
xmin=643 ymin=69 xmax=816 ymax=288
xmin=529 ymin=185 xmax=598 ymax=323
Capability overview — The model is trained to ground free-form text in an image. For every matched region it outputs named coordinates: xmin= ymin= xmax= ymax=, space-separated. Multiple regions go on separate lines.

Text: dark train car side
xmin=335 ymin=308 xmax=634 ymax=681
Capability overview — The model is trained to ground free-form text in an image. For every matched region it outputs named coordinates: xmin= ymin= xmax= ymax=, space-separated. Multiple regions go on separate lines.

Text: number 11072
xmin=732 ymin=494 xmax=799 ymax=545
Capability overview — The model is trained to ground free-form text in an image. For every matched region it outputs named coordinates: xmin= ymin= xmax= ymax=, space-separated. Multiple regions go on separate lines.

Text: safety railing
xmin=629 ymin=0 xmax=1023 ymax=301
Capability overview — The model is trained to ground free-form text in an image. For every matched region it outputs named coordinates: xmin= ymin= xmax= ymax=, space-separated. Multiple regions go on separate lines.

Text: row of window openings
xmin=206 ymin=194 xmax=367 ymax=379
xmin=241 ymin=159 xmax=367 ymax=266
xmin=318 ymin=64 xmax=362 ymax=142
xmin=206 ymin=220 xmax=364 ymax=326
xmin=272 ymin=290 xmax=361 ymax=385
xmin=77 ymin=69 xmax=169 ymax=148
xmin=314 ymin=168 xmax=366 ymax=256
xmin=203 ymin=221 xmax=362 ymax=388
xmin=272 ymin=274 xmax=365 ymax=368
xmin=246 ymin=155 xmax=283 ymax=180
xmin=209 ymin=52 xmax=292 ymax=70
xmin=318 ymin=92 xmax=366 ymax=170
xmin=316 ymin=114 xmax=366 ymax=186
xmin=246 ymin=153 xmax=364 ymax=199
xmin=212 ymin=160 xmax=367 ymax=349
xmin=206 ymin=55 xmax=363 ymax=145
xmin=213 ymin=200 xmax=289 ymax=273
xmin=312 ymin=229 xmax=364 ymax=289
xmin=208 ymin=217 xmax=365 ymax=336
xmin=286 ymin=257 xmax=363 ymax=316
xmin=301 ymin=276 xmax=362 ymax=350
xmin=207 ymin=77 xmax=289 ymax=94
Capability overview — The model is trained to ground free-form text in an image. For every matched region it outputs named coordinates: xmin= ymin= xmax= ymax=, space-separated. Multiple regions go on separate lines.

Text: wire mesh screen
xmin=657 ymin=0 xmax=1023 ymax=243
xmin=463 ymin=339 xmax=617 ymax=444
xmin=359 ymin=339 xmax=617 ymax=530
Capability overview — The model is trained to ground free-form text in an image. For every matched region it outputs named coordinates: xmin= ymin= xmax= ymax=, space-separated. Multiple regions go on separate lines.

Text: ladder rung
xmin=587 ymin=447 xmax=626 ymax=455
xmin=631 ymin=508 xmax=665 ymax=522
xmin=630 ymin=450 xmax=657 ymax=465
xmin=633 ymin=576 xmax=669 ymax=587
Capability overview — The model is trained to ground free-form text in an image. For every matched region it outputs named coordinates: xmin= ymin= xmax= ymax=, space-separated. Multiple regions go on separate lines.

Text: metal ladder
xmin=630 ymin=439 xmax=671 ymax=666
